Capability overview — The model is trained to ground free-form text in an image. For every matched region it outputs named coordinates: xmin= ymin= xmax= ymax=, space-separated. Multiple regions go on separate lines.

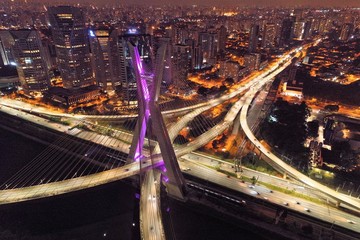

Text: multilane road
xmin=239 ymin=73 xmax=360 ymax=211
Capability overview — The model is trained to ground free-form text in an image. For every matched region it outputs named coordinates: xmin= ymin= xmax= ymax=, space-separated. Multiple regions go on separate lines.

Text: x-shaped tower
xmin=127 ymin=41 xmax=187 ymax=200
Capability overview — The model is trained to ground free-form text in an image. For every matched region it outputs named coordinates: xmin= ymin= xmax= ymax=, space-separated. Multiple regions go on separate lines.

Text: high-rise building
xmin=292 ymin=21 xmax=305 ymax=40
xmin=339 ymin=23 xmax=354 ymax=42
xmin=153 ymin=37 xmax=172 ymax=85
xmin=248 ymin=24 xmax=259 ymax=53
xmin=10 ymin=29 xmax=50 ymax=95
xmin=172 ymin=44 xmax=191 ymax=92
xmin=303 ymin=20 xmax=313 ymax=40
xmin=111 ymin=33 xmax=152 ymax=105
xmin=262 ymin=23 xmax=276 ymax=49
xmin=217 ymin=25 xmax=227 ymax=53
xmin=0 ymin=30 xmax=16 ymax=65
xmin=318 ymin=19 xmax=332 ymax=35
xmin=244 ymin=53 xmax=261 ymax=71
xmin=89 ymin=27 xmax=115 ymax=91
xmin=279 ymin=18 xmax=294 ymax=47
xmin=48 ymin=6 xmax=94 ymax=89
xmin=199 ymin=31 xmax=218 ymax=66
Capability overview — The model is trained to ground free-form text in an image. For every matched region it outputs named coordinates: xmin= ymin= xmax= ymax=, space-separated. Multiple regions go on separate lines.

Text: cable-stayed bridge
xmin=1 ymin=40 xmax=360 ymax=239
xmin=0 ymin=47 xmax=291 ymax=204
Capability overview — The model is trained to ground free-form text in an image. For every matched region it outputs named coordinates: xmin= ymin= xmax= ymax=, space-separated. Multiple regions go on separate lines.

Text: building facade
xmin=10 ymin=29 xmax=50 ymax=95
xmin=48 ymin=6 xmax=94 ymax=89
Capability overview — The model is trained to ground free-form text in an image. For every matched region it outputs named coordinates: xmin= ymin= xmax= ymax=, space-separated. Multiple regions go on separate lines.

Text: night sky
xmin=35 ymin=0 xmax=360 ymax=7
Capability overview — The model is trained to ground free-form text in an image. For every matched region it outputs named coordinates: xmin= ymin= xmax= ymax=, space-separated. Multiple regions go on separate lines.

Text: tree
xmin=225 ymin=77 xmax=234 ymax=86
xmin=219 ymin=85 xmax=227 ymax=93
xmin=174 ymin=135 xmax=189 ymax=144
xmin=308 ymin=120 xmax=319 ymax=138
xmin=197 ymin=87 xmax=208 ymax=96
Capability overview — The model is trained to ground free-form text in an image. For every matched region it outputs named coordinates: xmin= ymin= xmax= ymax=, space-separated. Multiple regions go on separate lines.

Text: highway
xmin=0 ymin=43 xmax=314 ymax=205
xmin=178 ymin=158 xmax=360 ymax=233
xmin=239 ymin=70 xmax=360 ymax=211
xmin=3 ymin=39 xmax=357 ymax=237
xmin=140 ymin=170 xmax=165 ymax=240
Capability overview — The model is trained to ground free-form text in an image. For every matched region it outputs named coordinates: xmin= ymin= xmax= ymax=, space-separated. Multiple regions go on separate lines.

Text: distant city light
xmin=89 ymin=30 xmax=95 ymax=37
xmin=128 ymin=28 xmax=137 ymax=34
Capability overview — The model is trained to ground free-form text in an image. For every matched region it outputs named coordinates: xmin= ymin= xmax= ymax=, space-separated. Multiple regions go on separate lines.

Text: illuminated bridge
xmin=1 ymin=40 xmax=360 ymax=239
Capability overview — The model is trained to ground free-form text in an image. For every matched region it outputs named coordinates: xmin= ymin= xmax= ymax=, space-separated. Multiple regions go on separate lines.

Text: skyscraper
xmin=248 ymin=24 xmax=259 ymax=53
xmin=0 ymin=30 xmax=16 ymax=65
xmin=339 ymin=23 xmax=354 ymax=42
xmin=48 ymin=6 xmax=93 ymax=89
xmin=172 ymin=44 xmax=191 ymax=93
xmin=292 ymin=21 xmax=306 ymax=40
xmin=89 ymin=26 xmax=115 ymax=91
xmin=262 ymin=23 xmax=276 ymax=49
xmin=198 ymin=31 xmax=218 ymax=67
xmin=217 ymin=25 xmax=227 ymax=53
xmin=279 ymin=18 xmax=294 ymax=48
xmin=10 ymin=29 xmax=50 ymax=95
xmin=111 ymin=32 xmax=152 ymax=105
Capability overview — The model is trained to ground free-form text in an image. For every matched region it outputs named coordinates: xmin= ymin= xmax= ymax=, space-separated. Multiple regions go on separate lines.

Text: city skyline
xmin=10 ymin=0 xmax=360 ymax=7
xmin=0 ymin=2 xmax=359 ymax=240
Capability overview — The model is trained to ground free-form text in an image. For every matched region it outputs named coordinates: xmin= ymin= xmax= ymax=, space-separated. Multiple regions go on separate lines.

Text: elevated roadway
xmin=239 ymin=72 xmax=360 ymax=211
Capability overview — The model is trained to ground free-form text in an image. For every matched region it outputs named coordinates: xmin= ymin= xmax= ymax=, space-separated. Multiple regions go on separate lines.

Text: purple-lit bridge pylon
xmin=127 ymin=41 xmax=187 ymax=200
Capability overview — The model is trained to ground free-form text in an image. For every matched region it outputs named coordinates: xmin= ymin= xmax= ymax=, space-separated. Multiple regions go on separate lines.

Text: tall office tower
xmin=89 ymin=27 xmax=115 ymax=91
xmin=172 ymin=44 xmax=191 ymax=92
xmin=217 ymin=25 xmax=227 ymax=53
xmin=48 ymin=6 xmax=94 ymax=89
xmin=303 ymin=20 xmax=313 ymax=40
xmin=112 ymin=33 xmax=152 ymax=105
xmin=208 ymin=31 xmax=218 ymax=64
xmin=174 ymin=26 xmax=189 ymax=45
xmin=339 ymin=23 xmax=354 ymax=42
xmin=0 ymin=39 xmax=6 ymax=66
xmin=292 ymin=21 xmax=305 ymax=40
xmin=0 ymin=30 xmax=16 ymax=65
xmin=318 ymin=19 xmax=332 ymax=35
xmin=262 ymin=23 xmax=276 ymax=49
xmin=184 ymin=38 xmax=196 ymax=69
xmin=279 ymin=18 xmax=294 ymax=47
xmin=10 ymin=29 xmax=50 ymax=95
xmin=199 ymin=30 xmax=218 ymax=66
xmin=153 ymin=37 xmax=172 ymax=85
xmin=248 ymin=24 xmax=259 ymax=53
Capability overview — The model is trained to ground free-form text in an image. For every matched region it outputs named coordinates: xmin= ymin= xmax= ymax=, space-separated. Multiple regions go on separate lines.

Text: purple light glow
xmin=134 ymin=48 xmax=150 ymax=101
xmin=163 ymin=175 xmax=169 ymax=183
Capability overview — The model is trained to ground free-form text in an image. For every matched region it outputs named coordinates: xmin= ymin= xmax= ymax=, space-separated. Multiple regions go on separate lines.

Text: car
xmin=295 ymin=201 xmax=300 ymax=205
xmin=269 ymin=190 xmax=273 ymax=193
xmin=263 ymin=196 xmax=268 ymax=200
xmin=283 ymin=202 xmax=289 ymax=206
xmin=248 ymin=185 xmax=255 ymax=189
xmin=304 ymin=208 xmax=310 ymax=212
xmin=347 ymin=220 xmax=355 ymax=224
